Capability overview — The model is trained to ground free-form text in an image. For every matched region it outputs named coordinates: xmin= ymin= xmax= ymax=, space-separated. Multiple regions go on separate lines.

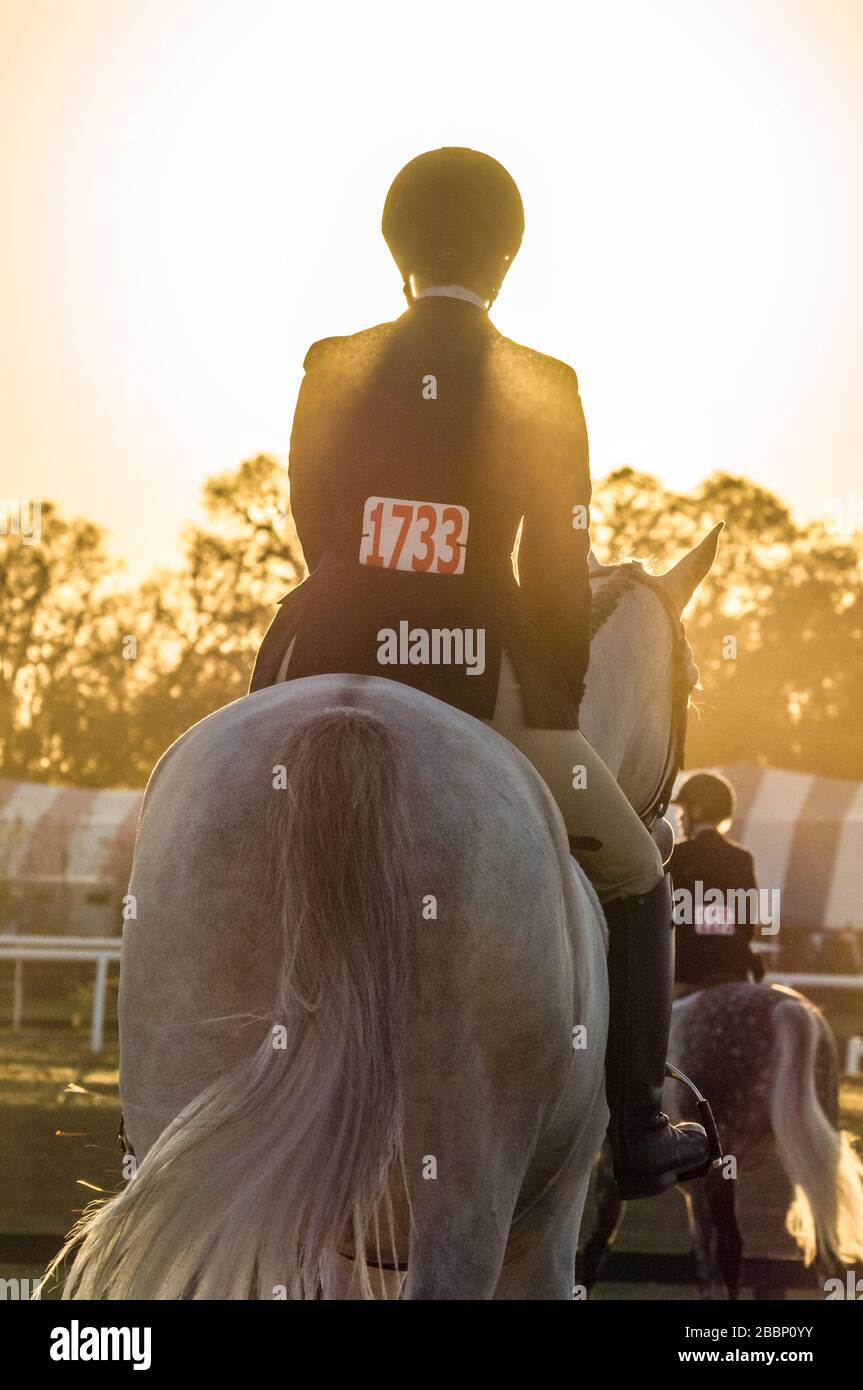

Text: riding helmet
xmin=382 ymin=147 xmax=525 ymax=289
xmin=673 ymin=772 xmax=736 ymax=825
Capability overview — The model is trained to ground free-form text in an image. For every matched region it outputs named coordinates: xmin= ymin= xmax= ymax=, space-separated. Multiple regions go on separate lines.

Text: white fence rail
xmin=0 ymin=941 xmax=860 ymax=1060
xmin=765 ymin=972 xmax=863 ymax=989
xmin=0 ymin=933 xmax=121 ymax=1052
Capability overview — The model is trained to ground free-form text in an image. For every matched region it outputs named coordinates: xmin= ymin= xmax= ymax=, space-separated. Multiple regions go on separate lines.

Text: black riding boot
xmin=603 ymin=875 xmax=714 ymax=1199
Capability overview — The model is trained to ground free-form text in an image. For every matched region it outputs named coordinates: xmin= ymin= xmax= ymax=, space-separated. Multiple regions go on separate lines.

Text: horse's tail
xmin=48 ymin=706 xmax=413 ymax=1300
xmin=770 ymin=996 xmax=863 ymax=1268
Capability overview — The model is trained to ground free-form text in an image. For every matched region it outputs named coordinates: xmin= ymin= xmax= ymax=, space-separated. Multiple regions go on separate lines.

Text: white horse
xmin=46 ymin=532 xmax=719 ymax=1300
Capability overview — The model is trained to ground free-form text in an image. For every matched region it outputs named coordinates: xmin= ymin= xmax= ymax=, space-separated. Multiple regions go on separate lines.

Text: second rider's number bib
xmin=359 ymin=496 xmax=469 ymax=575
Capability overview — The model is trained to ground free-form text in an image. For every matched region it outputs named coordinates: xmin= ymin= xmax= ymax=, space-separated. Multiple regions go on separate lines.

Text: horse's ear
xmin=588 ymin=550 xmax=611 ymax=575
xmin=657 ymin=523 xmax=724 ymax=614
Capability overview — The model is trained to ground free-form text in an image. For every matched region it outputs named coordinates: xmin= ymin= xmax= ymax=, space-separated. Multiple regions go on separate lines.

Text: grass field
xmin=1 ymin=1025 xmax=861 ymax=1300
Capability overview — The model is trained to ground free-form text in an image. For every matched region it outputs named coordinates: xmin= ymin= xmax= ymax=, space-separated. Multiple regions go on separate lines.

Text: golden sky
xmin=1 ymin=0 xmax=861 ymax=577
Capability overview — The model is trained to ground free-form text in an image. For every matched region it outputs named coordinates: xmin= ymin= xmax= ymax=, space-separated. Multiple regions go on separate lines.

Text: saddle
xmin=673 ymin=970 xmax=753 ymax=1001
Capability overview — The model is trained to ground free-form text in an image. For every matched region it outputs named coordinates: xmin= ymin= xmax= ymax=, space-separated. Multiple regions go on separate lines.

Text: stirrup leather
xmin=664 ymin=1061 xmax=724 ymax=1177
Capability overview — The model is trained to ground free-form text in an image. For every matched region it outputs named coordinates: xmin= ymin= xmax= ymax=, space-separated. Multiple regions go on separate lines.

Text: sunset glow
xmin=1 ymin=0 xmax=861 ymax=576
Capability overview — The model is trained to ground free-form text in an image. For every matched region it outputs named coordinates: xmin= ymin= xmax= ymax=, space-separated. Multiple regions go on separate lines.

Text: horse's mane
xmin=589 ymin=562 xmax=645 ymax=638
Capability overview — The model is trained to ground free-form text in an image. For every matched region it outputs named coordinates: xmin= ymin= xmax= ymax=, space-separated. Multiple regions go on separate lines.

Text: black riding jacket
xmin=671 ymin=828 xmax=766 ymax=986
xmin=250 ymin=294 xmax=592 ymax=727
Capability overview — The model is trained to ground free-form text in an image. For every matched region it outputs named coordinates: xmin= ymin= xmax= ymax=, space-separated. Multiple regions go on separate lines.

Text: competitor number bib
xmin=359 ymin=496 xmax=469 ymax=575
xmin=694 ymin=905 xmax=737 ymax=935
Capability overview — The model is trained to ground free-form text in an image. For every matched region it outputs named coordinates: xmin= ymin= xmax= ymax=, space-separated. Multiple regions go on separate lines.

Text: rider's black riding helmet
xmin=673 ymin=772 xmax=736 ymax=826
xmin=382 ymin=147 xmax=525 ymax=302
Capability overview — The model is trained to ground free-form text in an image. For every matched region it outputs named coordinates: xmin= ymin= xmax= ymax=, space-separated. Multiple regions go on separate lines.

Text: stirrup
xmin=664 ymin=1062 xmax=723 ymax=1177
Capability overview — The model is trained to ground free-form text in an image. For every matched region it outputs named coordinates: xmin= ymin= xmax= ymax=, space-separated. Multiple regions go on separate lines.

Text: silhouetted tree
xmin=593 ymin=468 xmax=863 ymax=779
xmin=0 ymin=503 xmax=128 ymax=782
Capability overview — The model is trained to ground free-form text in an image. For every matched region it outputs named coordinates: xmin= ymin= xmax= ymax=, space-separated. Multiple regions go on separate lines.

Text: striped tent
xmin=0 ymin=778 xmax=143 ymax=935
xmin=2 ymin=765 xmax=860 ymax=933
xmin=0 ymin=778 xmax=143 ymax=885
xmin=673 ymin=764 xmax=863 ymax=931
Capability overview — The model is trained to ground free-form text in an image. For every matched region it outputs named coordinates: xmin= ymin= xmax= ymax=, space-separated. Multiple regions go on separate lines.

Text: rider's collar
xmin=413 ymin=284 xmax=490 ymax=311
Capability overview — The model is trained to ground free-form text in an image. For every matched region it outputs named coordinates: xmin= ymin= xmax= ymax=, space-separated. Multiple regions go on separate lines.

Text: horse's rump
xmin=51 ymin=675 xmax=607 ymax=1298
xmin=669 ymin=981 xmax=863 ymax=1274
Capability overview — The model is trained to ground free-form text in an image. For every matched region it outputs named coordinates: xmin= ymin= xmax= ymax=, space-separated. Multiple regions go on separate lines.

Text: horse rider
xmin=670 ymin=772 xmax=766 ymax=995
xmin=250 ymin=147 xmax=713 ymax=1199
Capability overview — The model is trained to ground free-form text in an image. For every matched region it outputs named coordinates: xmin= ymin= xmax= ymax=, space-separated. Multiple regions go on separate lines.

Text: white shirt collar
xmin=414 ymin=284 xmax=489 ymax=311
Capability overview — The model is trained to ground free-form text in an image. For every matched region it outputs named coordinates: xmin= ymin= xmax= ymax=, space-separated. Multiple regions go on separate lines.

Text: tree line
xmin=2 ymin=456 xmax=860 ymax=786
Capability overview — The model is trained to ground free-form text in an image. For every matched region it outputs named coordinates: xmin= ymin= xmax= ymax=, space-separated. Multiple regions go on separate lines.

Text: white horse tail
xmin=770 ymin=996 xmax=863 ymax=1268
xmin=49 ymin=705 xmax=413 ymax=1300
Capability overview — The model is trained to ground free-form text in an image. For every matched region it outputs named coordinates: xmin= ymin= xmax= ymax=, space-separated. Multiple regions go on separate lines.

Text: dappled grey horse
xmin=50 ymin=533 xmax=720 ymax=1299
xmin=581 ymin=986 xmax=863 ymax=1300
xmin=672 ymin=982 xmax=863 ymax=1298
